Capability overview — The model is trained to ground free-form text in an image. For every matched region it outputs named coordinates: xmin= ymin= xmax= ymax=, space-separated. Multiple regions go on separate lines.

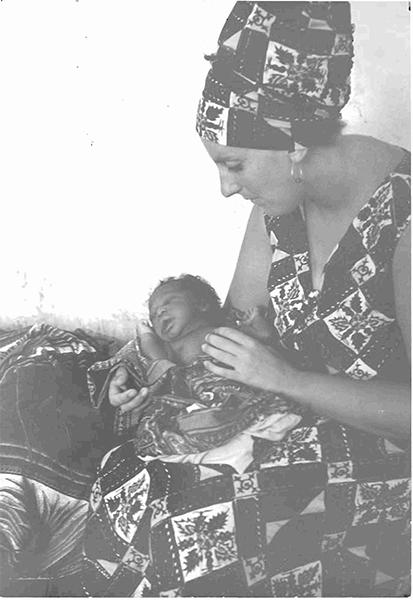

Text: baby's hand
xmin=136 ymin=319 xmax=155 ymax=339
xmin=236 ymin=306 xmax=273 ymax=342
xmin=109 ymin=366 xmax=149 ymax=413
xmin=136 ymin=319 xmax=169 ymax=361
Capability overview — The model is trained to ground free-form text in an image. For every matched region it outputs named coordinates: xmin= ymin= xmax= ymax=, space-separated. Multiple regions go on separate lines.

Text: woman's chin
xmin=263 ymin=202 xmax=300 ymax=217
xmin=249 ymin=196 xmax=297 ymax=217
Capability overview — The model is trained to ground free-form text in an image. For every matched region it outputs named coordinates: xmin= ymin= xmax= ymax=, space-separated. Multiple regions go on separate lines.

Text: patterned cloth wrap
xmin=197 ymin=1 xmax=353 ymax=150
xmin=80 ymin=419 xmax=410 ymax=598
xmin=0 ymin=324 xmax=114 ymax=594
xmin=79 ymin=154 xmax=411 ymax=597
xmin=88 ymin=340 xmax=303 ymax=457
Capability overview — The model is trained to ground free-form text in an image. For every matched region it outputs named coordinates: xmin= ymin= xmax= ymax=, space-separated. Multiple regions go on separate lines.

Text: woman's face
xmin=203 ymin=140 xmax=303 ymax=216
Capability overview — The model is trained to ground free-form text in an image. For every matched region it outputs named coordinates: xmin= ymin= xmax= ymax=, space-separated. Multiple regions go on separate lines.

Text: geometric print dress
xmin=265 ymin=150 xmax=411 ymax=383
xmin=78 ymin=154 xmax=411 ymax=598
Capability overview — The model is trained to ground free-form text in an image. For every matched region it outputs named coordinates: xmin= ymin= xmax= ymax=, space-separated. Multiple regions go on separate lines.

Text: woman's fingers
xmin=209 ymin=327 xmax=256 ymax=347
xmin=204 ymin=331 xmax=245 ymax=356
xmin=204 ymin=360 xmax=241 ymax=381
xmin=203 ymin=328 xmax=258 ymax=368
xmin=201 ymin=343 xmax=237 ymax=367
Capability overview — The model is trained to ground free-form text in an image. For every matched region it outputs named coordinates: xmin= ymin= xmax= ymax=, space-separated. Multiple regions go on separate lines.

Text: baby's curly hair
xmin=149 ymin=274 xmax=223 ymax=326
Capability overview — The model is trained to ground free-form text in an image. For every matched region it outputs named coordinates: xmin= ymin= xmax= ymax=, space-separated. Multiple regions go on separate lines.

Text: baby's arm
xmin=235 ymin=306 xmax=273 ymax=342
xmin=136 ymin=320 xmax=177 ymax=389
xmin=136 ymin=319 xmax=169 ymax=361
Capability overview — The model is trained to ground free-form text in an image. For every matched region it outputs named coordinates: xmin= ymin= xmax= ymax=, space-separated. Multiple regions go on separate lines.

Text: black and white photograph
xmin=0 ymin=1 xmax=410 ymax=597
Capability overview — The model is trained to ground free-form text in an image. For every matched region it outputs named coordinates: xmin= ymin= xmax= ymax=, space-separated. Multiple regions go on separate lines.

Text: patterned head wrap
xmin=196 ymin=1 xmax=354 ymax=151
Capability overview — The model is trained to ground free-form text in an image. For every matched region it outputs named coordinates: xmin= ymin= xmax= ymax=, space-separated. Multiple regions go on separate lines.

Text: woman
xmin=96 ymin=2 xmax=410 ymax=597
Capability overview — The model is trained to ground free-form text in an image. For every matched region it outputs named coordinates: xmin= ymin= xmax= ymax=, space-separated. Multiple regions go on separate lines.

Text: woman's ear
xmin=288 ymin=147 xmax=308 ymax=165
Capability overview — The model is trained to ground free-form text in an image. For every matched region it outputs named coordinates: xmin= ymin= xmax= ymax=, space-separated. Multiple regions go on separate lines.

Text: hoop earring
xmin=291 ymin=162 xmax=304 ymax=184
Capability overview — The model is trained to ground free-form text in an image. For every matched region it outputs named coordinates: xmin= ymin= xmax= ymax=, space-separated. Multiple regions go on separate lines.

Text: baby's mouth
xmin=161 ymin=317 xmax=174 ymax=335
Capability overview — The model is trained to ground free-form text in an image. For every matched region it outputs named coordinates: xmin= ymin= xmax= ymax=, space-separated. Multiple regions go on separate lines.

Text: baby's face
xmin=149 ymin=282 xmax=201 ymax=342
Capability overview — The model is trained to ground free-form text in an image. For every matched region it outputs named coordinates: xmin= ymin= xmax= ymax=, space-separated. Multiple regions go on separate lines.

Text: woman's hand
xmin=202 ymin=327 xmax=297 ymax=393
xmin=109 ymin=366 xmax=149 ymax=413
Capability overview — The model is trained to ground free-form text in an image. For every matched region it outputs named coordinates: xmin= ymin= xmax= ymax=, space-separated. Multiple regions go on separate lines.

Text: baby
xmin=141 ymin=273 xmax=272 ymax=375
xmin=115 ymin=274 xmax=302 ymax=471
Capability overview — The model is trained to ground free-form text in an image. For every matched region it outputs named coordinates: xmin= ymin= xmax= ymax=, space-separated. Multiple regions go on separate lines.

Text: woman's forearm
xmin=202 ymin=328 xmax=411 ymax=441
xmin=283 ymin=369 xmax=411 ymax=441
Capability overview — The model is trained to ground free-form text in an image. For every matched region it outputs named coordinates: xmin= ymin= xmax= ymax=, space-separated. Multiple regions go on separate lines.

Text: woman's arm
xmin=203 ymin=226 xmax=411 ymax=441
xmin=203 ymin=328 xmax=410 ymax=440
xmin=225 ymin=205 xmax=272 ymax=314
xmin=393 ymin=222 xmax=410 ymax=361
xmin=286 ymin=367 xmax=410 ymax=441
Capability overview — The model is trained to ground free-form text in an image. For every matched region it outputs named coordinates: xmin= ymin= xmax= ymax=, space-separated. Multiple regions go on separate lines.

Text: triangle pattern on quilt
xmin=266 ymin=519 xmax=289 ymax=544
xmin=347 ymin=545 xmax=369 ymax=560
xmin=374 ymin=570 xmax=395 ymax=586
xmin=301 ymin=492 xmax=325 ymax=514
xmin=97 ymin=559 xmax=119 ymax=576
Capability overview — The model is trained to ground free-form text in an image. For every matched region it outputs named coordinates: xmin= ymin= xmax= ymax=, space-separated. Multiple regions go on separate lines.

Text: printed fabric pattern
xmin=265 ymin=151 xmax=411 ymax=381
xmin=0 ymin=323 xmax=107 ymax=499
xmin=197 ymin=1 xmax=353 ymax=150
xmin=0 ymin=324 xmax=113 ymax=594
xmin=80 ymin=419 xmax=410 ymax=597
xmin=89 ymin=343 xmax=302 ymax=456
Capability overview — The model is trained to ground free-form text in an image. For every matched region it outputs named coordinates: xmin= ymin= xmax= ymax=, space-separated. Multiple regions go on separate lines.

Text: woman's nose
xmin=219 ymin=170 xmax=241 ymax=198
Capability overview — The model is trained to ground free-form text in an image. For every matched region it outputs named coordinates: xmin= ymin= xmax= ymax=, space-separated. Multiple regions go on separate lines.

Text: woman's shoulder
xmin=362 ymin=145 xmax=411 ymax=239
xmin=388 ymin=148 xmax=411 ymax=237
xmin=390 ymin=147 xmax=410 ymax=193
xmin=391 ymin=147 xmax=410 ymax=175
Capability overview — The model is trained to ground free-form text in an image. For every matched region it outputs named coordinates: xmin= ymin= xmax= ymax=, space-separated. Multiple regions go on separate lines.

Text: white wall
xmin=0 ymin=1 xmax=410 ymax=339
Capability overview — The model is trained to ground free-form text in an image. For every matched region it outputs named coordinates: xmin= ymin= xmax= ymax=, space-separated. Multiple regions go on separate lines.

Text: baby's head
xmin=148 ymin=274 xmax=223 ymax=341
